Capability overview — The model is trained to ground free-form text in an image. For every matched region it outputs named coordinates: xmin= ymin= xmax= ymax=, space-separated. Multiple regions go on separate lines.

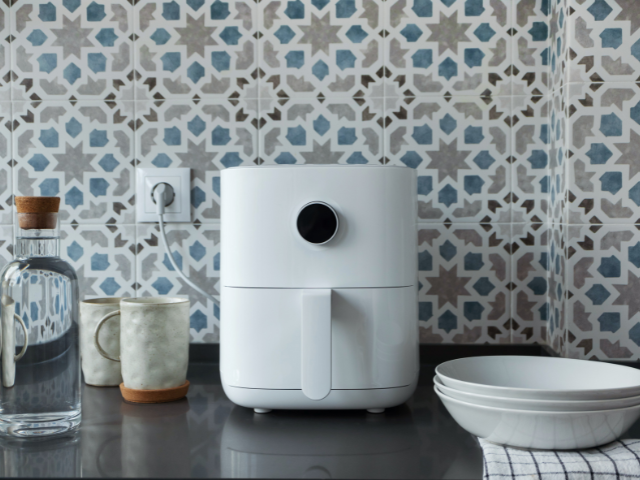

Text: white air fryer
xmin=220 ymin=165 xmax=418 ymax=413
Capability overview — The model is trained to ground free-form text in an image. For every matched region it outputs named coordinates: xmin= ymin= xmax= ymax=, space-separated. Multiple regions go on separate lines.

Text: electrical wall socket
xmin=136 ymin=168 xmax=191 ymax=223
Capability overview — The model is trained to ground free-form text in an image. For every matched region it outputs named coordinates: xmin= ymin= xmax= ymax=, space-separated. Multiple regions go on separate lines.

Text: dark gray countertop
xmin=0 ymin=363 xmax=484 ymax=479
xmin=6 ymin=358 xmax=640 ymax=479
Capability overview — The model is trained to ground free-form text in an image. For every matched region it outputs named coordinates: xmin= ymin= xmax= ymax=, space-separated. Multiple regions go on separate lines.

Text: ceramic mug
xmin=80 ymin=298 xmax=123 ymax=387
xmin=94 ymin=298 xmax=190 ymax=390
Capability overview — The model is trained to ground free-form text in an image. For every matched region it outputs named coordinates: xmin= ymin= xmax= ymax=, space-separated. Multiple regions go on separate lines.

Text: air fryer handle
xmin=301 ymin=289 xmax=331 ymax=401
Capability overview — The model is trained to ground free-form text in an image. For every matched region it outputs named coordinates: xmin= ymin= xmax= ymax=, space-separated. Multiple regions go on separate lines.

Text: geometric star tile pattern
xmin=566 ymin=225 xmax=640 ymax=360
xmin=259 ymin=96 xmax=383 ymax=165
xmin=547 ymin=0 xmax=567 ymax=358
xmin=0 ymin=0 xmax=632 ymax=353
xmin=0 ymin=0 xmax=556 ymax=345
xmin=135 ymin=0 xmax=257 ymax=100
xmin=386 ymin=96 xmax=512 ymax=223
xmin=568 ymin=0 xmax=640 ymax=86
xmin=260 ymin=0 xmax=383 ymax=99
xmin=12 ymin=101 xmax=135 ymax=225
xmin=512 ymin=0 xmax=551 ymax=97
xmin=0 ymin=2 xmax=11 ymax=102
xmin=418 ymin=224 xmax=511 ymax=344
xmin=547 ymin=0 xmax=640 ymax=361
xmin=11 ymin=0 xmax=134 ymax=101
xmin=511 ymin=223 xmax=549 ymax=344
xmin=549 ymin=86 xmax=567 ymax=224
xmin=547 ymin=222 xmax=566 ymax=355
xmin=0 ymin=102 xmax=12 ymax=225
xmin=511 ymin=95 xmax=550 ymax=224
xmin=567 ymin=83 xmax=640 ymax=225
xmin=61 ymin=224 xmax=136 ymax=300
xmin=550 ymin=0 xmax=567 ymax=93
xmin=386 ymin=0 xmax=512 ymax=97
xmin=0 ymin=226 xmax=14 ymax=271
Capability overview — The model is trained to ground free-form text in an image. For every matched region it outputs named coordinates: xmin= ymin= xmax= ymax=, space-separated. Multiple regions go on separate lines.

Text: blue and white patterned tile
xmin=60 ymin=224 xmax=136 ymax=300
xmin=0 ymin=102 xmax=12 ymax=225
xmin=259 ymin=0 xmax=384 ymax=99
xmin=510 ymin=223 xmax=549 ymax=344
xmin=418 ymin=223 xmax=511 ymax=344
xmin=512 ymin=0 xmax=551 ymax=97
xmin=385 ymin=0 xmax=511 ymax=98
xmin=385 ymin=95 xmax=511 ymax=223
xmin=11 ymin=0 xmax=134 ymax=101
xmin=511 ymin=96 xmax=550 ymax=224
xmin=548 ymin=223 xmax=566 ymax=355
xmin=135 ymin=99 xmax=258 ymax=222
xmin=136 ymin=223 xmax=220 ymax=343
xmin=0 ymin=2 xmax=11 ymax=102
xmin=134 ymin=0 xmax=258 ymax=100
xmin=549 ymin=86 xmax=566 ymax=224
xmin=550 ymin=0 xmax=566 ymax=93
xmin=567 ymin=83 xmax=640 ymax=225
xmin=568 ymin=0 xmax=640 ymax=85
xmin=0 ymin=226 xmax=13 ymax=271
xmin=12 ymin=101 xmax=135 ymax=224
xmin=259 ymin=96 xmax=383 ymax=165
xmin=566 ymin=224 xmax=640 ymax=360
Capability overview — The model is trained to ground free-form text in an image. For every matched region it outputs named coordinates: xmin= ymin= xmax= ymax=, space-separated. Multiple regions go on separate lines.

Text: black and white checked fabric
xmin=481 ymin=439 xmax=640 ymax=480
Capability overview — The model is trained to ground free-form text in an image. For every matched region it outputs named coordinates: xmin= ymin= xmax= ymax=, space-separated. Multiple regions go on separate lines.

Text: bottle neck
xmin=15 ymin=230 xmax=60 ymax=259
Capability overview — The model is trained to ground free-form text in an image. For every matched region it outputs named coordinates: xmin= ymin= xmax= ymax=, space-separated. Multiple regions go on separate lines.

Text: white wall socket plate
xmin=136 ymin=168 xmax=191 ymax=223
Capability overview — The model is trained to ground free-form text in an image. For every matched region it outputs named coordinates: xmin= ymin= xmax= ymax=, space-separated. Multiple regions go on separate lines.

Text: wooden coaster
xmin=119 ymin=380 xmax=190 ymax=404
xmin=120 ymin=398 xmax=190 ymax=418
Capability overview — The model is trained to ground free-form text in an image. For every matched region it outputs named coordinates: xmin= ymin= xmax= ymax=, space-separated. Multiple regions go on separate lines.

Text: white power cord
xmin=153 ymin=183 xmax=219 ymax=306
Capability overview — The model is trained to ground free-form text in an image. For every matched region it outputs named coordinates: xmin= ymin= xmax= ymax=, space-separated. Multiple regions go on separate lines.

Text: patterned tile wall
xmin=558 ymin=0 xmax=640 ymax=361
xmin=0 ymin=0 xmax=576 ymax=347
xmin=418 ymin=224 xmax=512 ymax=344
xmin=566 ymin=225 xmax=640 ymax=360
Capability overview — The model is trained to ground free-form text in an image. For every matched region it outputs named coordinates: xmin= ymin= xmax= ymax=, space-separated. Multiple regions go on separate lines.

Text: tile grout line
xmin=132 ymin=0 xmax=138 ymax=298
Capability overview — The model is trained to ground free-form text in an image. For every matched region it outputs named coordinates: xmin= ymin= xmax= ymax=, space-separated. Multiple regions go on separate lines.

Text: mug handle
xmin=94 ymin=311 xmax=121 ymax=363
xmin=13 ymin=313 xmax=28 ymax=361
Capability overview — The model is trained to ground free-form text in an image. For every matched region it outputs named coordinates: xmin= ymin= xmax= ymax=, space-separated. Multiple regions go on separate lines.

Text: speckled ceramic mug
xmin=94 ymin=297 xmax=190 ymax=391
xmin=80 ymin=298 xmax=124 ymax=387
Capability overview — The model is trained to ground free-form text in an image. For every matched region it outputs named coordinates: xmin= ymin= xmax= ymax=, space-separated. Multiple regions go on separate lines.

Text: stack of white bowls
xmin=435 ymin=356 xmax=640 ymax=450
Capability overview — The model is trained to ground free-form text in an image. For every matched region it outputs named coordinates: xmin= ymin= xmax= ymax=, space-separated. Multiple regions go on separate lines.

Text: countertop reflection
xmin=0 ymin=365 xmax=483 ymax=479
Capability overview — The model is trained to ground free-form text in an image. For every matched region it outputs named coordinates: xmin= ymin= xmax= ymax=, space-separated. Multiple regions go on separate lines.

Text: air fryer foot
xmin=254 ymin=408 xmax=272 ymax=414
xmin=367 ymin=408 xmax=385 ymax=414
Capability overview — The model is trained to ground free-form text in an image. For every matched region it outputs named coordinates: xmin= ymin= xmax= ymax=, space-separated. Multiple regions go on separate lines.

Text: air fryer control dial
xmin=296 ymin=202 xmax=339 ymax=245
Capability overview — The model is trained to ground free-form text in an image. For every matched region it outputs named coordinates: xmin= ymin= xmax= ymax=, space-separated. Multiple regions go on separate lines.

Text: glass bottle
xmin=0 ymin=196 xmax=80 ymax=437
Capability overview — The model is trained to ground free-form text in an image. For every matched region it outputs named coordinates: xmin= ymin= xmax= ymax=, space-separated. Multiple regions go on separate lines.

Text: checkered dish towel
xmin=480 ymin=439 xmax=640 ymax=480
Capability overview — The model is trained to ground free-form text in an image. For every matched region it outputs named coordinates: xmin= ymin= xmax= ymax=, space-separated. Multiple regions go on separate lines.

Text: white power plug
xmin=136 ymin=168 xmax=190 ymax=223
xmin=152 ymin=182 xmax=175 ymax=215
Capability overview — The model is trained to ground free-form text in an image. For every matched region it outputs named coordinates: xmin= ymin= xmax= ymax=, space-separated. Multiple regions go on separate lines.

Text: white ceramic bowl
xmin=436 ymin=356 xmax=640 ymax=401
xmin=435 ymin=387 xmax=640 ymax=450
xmin=434 ymin=376 xmax=640 ymax=411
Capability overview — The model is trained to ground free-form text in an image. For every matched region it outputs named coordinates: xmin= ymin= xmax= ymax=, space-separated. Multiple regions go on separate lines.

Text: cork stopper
xmin=15 ymin=196 xmax=60 ymax=230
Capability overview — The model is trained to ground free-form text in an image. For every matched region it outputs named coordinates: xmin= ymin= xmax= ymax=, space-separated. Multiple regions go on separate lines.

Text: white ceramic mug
xmin=80 ymin=298 xmax=123 ymax=387
xmin=94 ymin=298 xmax=190 ymax=390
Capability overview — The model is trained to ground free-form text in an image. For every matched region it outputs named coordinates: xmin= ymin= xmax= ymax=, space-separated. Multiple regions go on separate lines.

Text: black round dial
xmin=297 ymin=202 xmax=339 ymax=245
